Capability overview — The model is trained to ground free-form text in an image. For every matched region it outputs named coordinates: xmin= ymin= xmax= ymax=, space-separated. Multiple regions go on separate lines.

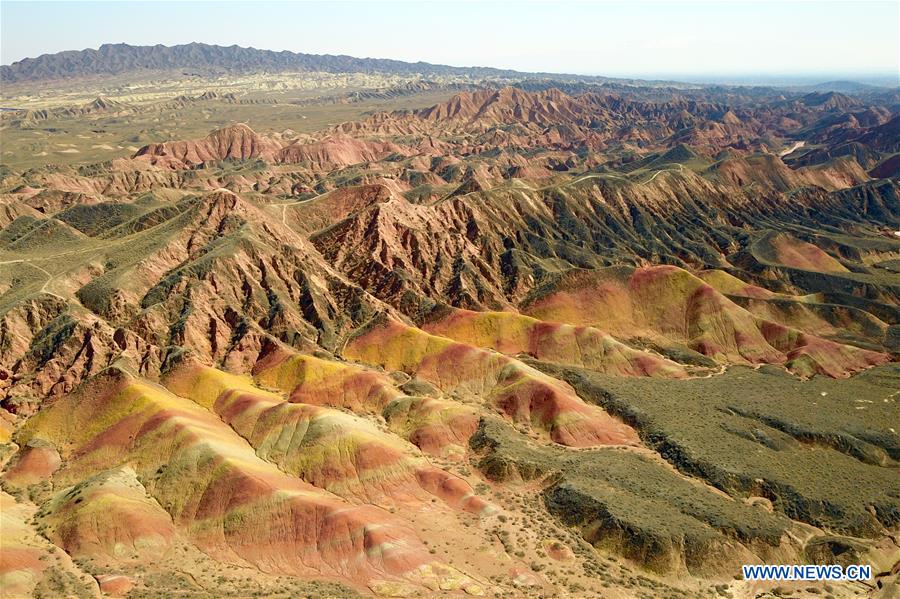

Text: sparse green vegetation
xmin=535 ymin=361 xmax=900 ymax=535
xmin=471 ymin=417 xmax=789 ymax=575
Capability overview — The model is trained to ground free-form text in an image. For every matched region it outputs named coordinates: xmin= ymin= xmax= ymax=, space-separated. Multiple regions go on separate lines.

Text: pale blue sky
xmin=1 ymin=1 xmax=898 ymax=82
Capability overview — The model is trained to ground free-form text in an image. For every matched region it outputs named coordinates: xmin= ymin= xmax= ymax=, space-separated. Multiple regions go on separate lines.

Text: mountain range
xmin=1 ymin=42 xmax=550 ymax=84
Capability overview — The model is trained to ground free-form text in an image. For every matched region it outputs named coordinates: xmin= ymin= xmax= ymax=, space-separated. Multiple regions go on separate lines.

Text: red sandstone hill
xmin=133 ymin=123 xmax=281 ymax=167
xmin=325 ymin=86 xmax=880 ymax=159
xmin=277 ymin=133 xmax=411 ymax=169
xmin=131 ymin=125 xmax=410 ymax=171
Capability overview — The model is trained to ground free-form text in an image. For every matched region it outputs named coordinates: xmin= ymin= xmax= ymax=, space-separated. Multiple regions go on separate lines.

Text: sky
xmin=1 ymin=0 xmax=898 ymax=83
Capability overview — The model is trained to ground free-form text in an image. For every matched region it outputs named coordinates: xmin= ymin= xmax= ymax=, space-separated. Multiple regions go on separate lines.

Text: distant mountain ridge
xmin=1 ymin=42 xmax=545 ymax=83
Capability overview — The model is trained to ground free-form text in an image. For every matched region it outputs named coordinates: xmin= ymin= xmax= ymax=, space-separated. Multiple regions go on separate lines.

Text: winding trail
xmin=278 ymin=190 xmax=331 ymax=225
xmin=0 ymin=260 xmax=68 ymax=301
xmin=565 ymin=172 xmax=628 ymax=186
xmin=0 ymin=240 xmax=123 ymax=302
xmin=26 ymin=262 xmax=66 ymax=301
xmin=779 ymin=141 xmax=806 ymax=157
xmin=642 ymin=162 xmax=685 ymax=183
xmin=559 ymin=163 xmax=685 ymax=190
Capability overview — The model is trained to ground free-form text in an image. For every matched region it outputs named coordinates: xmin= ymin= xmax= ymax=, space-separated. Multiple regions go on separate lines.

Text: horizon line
xmin=2 ymin=41 xmax=897 ymax=88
